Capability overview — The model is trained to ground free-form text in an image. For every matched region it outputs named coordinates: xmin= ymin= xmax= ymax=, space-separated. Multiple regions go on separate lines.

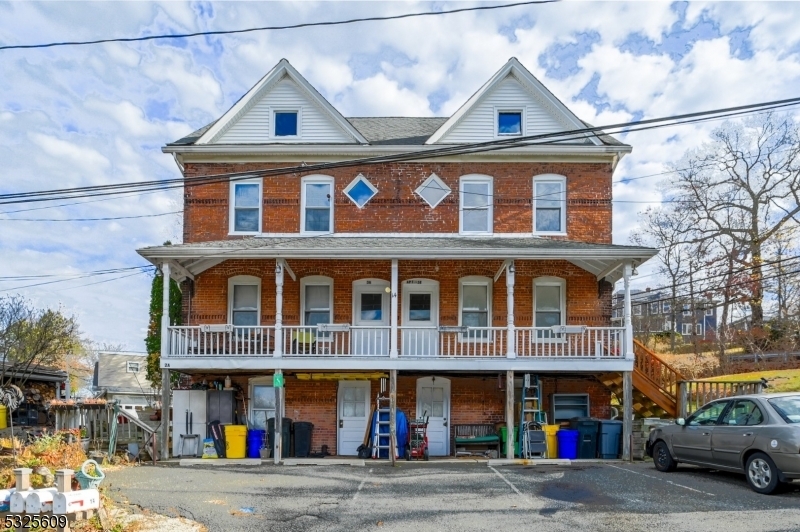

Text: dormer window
xmin=497 ymin=110 xmax=522 ymax=136
xmin=274 ymin=110 xmax=298 ymax=137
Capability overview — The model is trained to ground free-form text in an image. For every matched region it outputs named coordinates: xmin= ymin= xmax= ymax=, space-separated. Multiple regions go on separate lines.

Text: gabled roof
xmin=195 ymin=59 xmax=368 ymax=145
xmin=425 ymin=57 xmax=603 ymax=146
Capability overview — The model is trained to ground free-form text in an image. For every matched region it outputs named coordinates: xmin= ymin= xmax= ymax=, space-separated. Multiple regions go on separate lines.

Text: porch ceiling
xmin=138 ymin=236 xmax=656 ymax=283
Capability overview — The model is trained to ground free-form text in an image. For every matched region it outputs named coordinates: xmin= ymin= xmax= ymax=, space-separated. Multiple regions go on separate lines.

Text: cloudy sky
xmin=2 ymin=1 xmax=800 ymax=349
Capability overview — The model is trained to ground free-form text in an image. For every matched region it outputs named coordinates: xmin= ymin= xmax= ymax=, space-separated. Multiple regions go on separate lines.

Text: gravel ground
xmin=104 ymin=460 xmax=800 ymax=532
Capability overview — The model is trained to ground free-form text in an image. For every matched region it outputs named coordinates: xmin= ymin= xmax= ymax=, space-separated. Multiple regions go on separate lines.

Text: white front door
xmin=402 ymin=279 xmax=439 ymax=356
xmin=353 ymin=280 xmax=390 ymax=355
xmin=337 ymin=381 xmax=371 ymax=456
xmin=417 ymin=377 xmax=450 ymax=456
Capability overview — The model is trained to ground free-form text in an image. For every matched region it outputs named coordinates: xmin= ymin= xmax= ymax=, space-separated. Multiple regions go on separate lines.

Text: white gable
xmin=427 ymin=58 xmax=600 ymax=146
xmin=215 ymin=76 xmax=354 ymax=144
xmin=197 ymin=59 xmax=366 ymax=145
xmin=437 ymin=74 xmax=575 ymax=144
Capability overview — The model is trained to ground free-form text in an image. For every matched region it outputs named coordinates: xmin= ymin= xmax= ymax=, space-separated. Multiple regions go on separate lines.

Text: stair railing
xmin=633 ymin=339 xmax=685 ymax=400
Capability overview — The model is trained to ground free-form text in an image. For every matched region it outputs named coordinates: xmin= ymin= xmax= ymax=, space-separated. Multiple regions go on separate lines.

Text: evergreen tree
xmin=145 ymin=260 xmax=182 ymax=388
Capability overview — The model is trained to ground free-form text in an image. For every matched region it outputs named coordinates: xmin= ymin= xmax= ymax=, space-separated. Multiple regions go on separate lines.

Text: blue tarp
xmin=369 ymin=409 xmax=409 ymax=458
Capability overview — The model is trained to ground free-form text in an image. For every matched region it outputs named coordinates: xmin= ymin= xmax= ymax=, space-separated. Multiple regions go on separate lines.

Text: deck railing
xmin=677 ymin=380 xmax=766 ymax=418
xmin=515 ymin=327 xmax=625 ymax=358
xmin=166 ymin=325 xmax=625 ymax=359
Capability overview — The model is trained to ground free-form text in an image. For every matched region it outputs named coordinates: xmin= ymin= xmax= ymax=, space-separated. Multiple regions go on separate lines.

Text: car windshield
xmin=768 ymin=396 xmax=800 ymax=424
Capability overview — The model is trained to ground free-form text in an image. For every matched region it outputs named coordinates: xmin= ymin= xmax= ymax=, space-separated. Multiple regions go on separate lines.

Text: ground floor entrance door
xmin=417 ymin=377 xmax=450 ymax=456
xmin=337 ymin=381 xmax=371 ymax=456
xmin=401 ymin=279 xmax=439 ymax=356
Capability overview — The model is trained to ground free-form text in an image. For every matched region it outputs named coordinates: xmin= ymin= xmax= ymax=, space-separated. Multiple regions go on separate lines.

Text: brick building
xmin=611 ymin=289 xmax=718 ymax=341
xmin=138 ymin=58 xmax=656 ymax=460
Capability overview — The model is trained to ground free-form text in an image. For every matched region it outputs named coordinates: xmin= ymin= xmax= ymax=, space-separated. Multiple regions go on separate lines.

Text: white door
xmin=417 ymin=377 xmax=450 ymax=456
xmin=353 ymin=280 xmax=390 ymax=355
xmin=402 ymin=280 xmax=439 ymax=356
xmin=337 ymin=381 xmax=371 ymax=456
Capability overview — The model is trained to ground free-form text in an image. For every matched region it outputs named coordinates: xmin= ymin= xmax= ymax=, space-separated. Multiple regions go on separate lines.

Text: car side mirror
xmin=676 ymin=418 xmax=686 ymax=426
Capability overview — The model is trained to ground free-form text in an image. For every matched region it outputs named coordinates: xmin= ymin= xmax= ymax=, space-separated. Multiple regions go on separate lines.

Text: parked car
xmin=646 ymin=392 xmax=800 ymax=494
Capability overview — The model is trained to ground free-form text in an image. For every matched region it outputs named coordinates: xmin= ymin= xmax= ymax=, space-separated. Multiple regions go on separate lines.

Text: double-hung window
xmin=682 ymin=323 xmax=693 ymax=335
xmin=229 ymin=276 xmax=260 ymax=326
xmin=682 ymin=304 xmax=692 ymax=316
xmin=230 ymin=180 xmax=262 ymax=234
xmin=301 ymin=176 xmax=333 ymax=234
xmin=126 ymin=361 xmax=140 ymax=373
xmin=534 ymin=277 xmax=565 ymax=339
xmin=460 ymin=277 xmax=491 ymax=339
xmin=662 ymin=301 xmax=672 ymax=313
xmin=695 ymin=323 xmax=703 ymax=336
xmin=649 ymin=302 xmax=660 ymax=315
xmin=250 ymin=378 xmax=276 ymax=430
xmin=301 ymin=277 xmax=333 ymax=326
xmin=533 ymin=175 xmax=566 ymax=234
xmin=459 ymin=175 xmax=492 ymax=234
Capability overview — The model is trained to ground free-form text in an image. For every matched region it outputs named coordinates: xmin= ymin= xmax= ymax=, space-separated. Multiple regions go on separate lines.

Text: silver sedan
xmin=646 ymin=392 xmax=800 ymax=494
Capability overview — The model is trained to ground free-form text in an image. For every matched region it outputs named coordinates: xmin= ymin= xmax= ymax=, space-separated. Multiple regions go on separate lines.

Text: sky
xmin=2 ymin=0 xmax=800 ymax=350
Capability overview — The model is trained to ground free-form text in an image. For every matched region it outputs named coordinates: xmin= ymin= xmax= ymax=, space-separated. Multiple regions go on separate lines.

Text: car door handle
xmin=702 ymin=432 xmax=710 ymax=436
xmin=743 ymin=432 xmax=753 ymax=437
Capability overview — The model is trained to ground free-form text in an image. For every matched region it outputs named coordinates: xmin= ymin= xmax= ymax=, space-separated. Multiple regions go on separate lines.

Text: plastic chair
xmin=291 ymin=331 xmax=316 ymax=354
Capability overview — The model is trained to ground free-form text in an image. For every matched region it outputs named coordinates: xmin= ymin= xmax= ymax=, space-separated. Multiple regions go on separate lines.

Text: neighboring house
xmin=138 ymin=58 xmax=657 ymax=458
xmin=5 ymin=363 xmax=68 ymax=426
xmin=611 ymin=289 xmax=717 ymax=340
xmin=92 ymin=352 xmax=154 ymax=416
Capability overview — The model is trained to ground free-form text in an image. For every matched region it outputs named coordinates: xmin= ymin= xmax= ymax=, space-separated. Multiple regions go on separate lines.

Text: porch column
xmin=390 ymin=259 xmax=399 ymax=358
xmin=623 ymin=262 xmax=634 ymax=361
xmin=390 ymin=369 xmax=397 ymax=464
xmin=274 ymin=369 xmax=283 ymax=465
xmin=622 ymin=370 xmax=633 ymax=461
xmin=159 ymin=262 xmax=171 ymax=461
xmin=506 ymin=261 xmax=516 ymax=358
xmin=505 ymin=371 xmax=514 ymax=460
xmin=274 ymin=260 xmax=284 ymax=358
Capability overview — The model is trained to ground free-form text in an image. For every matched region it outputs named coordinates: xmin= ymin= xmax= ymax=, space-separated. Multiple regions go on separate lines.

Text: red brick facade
xmin=182 ymin=161 xmax=612 ymax=244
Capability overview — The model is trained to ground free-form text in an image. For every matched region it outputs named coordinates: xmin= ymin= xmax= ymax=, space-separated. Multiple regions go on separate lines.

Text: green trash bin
xmin=499 ymin=426 xmax=520 ymax=457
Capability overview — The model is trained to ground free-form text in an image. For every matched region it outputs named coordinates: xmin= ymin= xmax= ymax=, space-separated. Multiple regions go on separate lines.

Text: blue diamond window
xmin=498 ymin=111 xmax=522 ymax=136
xmin=344 ymin=174 xmax=378 ymax=208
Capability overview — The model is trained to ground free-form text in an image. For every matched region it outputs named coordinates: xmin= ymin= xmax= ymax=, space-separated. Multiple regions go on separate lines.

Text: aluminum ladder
xmin=372 ymin=395 xmax=398 ymax=459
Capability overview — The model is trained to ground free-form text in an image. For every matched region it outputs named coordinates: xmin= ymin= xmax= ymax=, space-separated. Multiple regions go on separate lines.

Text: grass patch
xmin=702 ymin=369 xmax=800 ymax=392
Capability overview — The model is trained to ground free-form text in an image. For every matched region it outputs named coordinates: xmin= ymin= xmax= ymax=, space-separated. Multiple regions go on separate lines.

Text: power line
xmin=0 ymin=1 xmax=557 ymax=51
xmin=0 ymin=210 xmax=182 ymax=222
xmin=0 ymin=265 xmax=155 ymax=281
xmin=0 ymin=266 xmax=154 ymax=291
xmin=3 ymin=96 xmax=800 ymax=207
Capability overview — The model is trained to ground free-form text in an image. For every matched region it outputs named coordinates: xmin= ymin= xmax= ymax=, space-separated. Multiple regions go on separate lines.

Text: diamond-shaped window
xmin=415 ymin=173 xmax=451 ymax=208
xmin=344 ymin=174 xmax=378 ymax=208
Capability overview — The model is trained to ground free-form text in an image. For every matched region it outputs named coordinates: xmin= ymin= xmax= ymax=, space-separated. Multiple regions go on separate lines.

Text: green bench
xmin=453 ymin=424 xmax=501 ymax=457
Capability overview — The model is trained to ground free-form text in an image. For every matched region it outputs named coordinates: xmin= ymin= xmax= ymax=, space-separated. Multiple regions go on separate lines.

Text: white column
xmin=506 ymin=261 xmax=516 ymax=358
xmin=274 ymin=260 xmax=284 ymax=358
xmin=505 ymin=370 xmax=514 ymax=459
xmin=622 ymin=370 xmax=633 ymax=461
xmin=159 ymin=262 xmax=171 ymax=461
xmin=390 ymin=259 xmax=399 ymax=358
xmin=274 ymin=370 xmax=283 ymax=465
xmin=623 ymin=262 xmax=635 ymax=361
xmin=390 ymin=369 xmax=397 ymax=464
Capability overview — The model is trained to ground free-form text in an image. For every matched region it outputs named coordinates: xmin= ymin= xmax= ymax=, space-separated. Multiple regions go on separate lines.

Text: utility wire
xmin=0 ymin=1 xmax=558 ymax=51
xmin=0 ymin=266 xmax=154 ymax=291
xmin=0 ymin=265 xmax=155 ymax=281
xmin=3 ymin=96 xmax=800 ymax=206
xmin=0 ymin=210 xmax=182 ymax=222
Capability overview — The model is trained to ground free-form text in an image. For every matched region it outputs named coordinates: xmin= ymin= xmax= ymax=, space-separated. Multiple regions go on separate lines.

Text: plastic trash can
xmin=293 ymin=422 xmax=314 ymax=458
xmin=224 ymin=425 xmax=247 ymax=459
xmin=267 ymin=418 xmax=293 ymax=457
xmin=247 ymin=429 xmax=267 ymax=459
xmin=569 ymin=417 xmax=600 ymax=459
xmin=597 ymin=420 xmax=623 ymax=459
xmin=499 ymin=426 xmax=519 ymax=457
xmin=543 ymin=425 xmax=559 ymax=458
xmin=556 ymin=429 xmax=580 ymax=460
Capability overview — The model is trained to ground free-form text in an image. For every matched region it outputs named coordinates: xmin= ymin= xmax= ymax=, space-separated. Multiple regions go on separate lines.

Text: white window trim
xmin=649 ymin=302 xmax=660 ymax=315
xmin=249 ymin=376 xmax=278 ymax=429
xmin=415 ymin=173 xmax=451 ymax=208
xmin=533 ymin=276 xmax=566 ymax=342
xmin=494 ymin=106 xmax=525 ymax=138
xmin=695 ymin=323 xmax=703 ymax=336
xmin=270 ymin=107 xmax=302 ymax=139
xmin=458 ymin=276 xmax=492 ymax=343
xmin=126 ymin=361 xmax=140 ymax=373
xmin=229 ymin=178 xmax=262 ymax=235
xmin=300 ymin=275 xmax=334 ymax=326
xmin=343 ymin=173 xmax=378 ymax=209
xmin=459 ymin=174 xmax=493 ymax=235
xmin=682 ymin=304 xmax=692 ymax=316
xmin=300 ymin=175 xmax=334 ymax=235
xmin=533 ymin=174 xmax=567 ymax=236
xmin=682 ymin=323 xmax=693 ymax=335
xmin=633 ymin=305 xmax=643 ymax=316
xmin=662 ymin=302 xmax=672 ymax=313
xmin=705 ymin=308 xmax=714 ymax=316
xmin=228 ymin=275 xmax=261 ymax=326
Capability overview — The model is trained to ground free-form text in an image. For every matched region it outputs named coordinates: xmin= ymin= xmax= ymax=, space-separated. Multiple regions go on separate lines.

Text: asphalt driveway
xmin=104 ymin=460 xmax=800 ymax=532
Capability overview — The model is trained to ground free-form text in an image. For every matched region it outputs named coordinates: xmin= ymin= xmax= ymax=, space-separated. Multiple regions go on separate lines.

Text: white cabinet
xmin=172 ymin=390 xmax=207 ymax=456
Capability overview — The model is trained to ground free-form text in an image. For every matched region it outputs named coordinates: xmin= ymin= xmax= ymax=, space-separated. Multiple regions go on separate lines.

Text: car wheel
xmin=653 ymin=441 xmax=677 ymax=472
xmin=746 ymin=453 xmax=781 ymax=495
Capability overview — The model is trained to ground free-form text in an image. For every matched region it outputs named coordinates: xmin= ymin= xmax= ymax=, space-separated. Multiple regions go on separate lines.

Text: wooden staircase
xmin=599 ymin=339 xmax=685 ymax=418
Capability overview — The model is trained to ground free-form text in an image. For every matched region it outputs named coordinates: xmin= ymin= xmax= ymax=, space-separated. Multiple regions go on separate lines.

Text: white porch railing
xmin=168 ymin=325 xmax=275 ymax=357
xmin=516 ymin=326 xmax=625 ymax=357
xmin=165 ymin=325 xmax=625 ymax=359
